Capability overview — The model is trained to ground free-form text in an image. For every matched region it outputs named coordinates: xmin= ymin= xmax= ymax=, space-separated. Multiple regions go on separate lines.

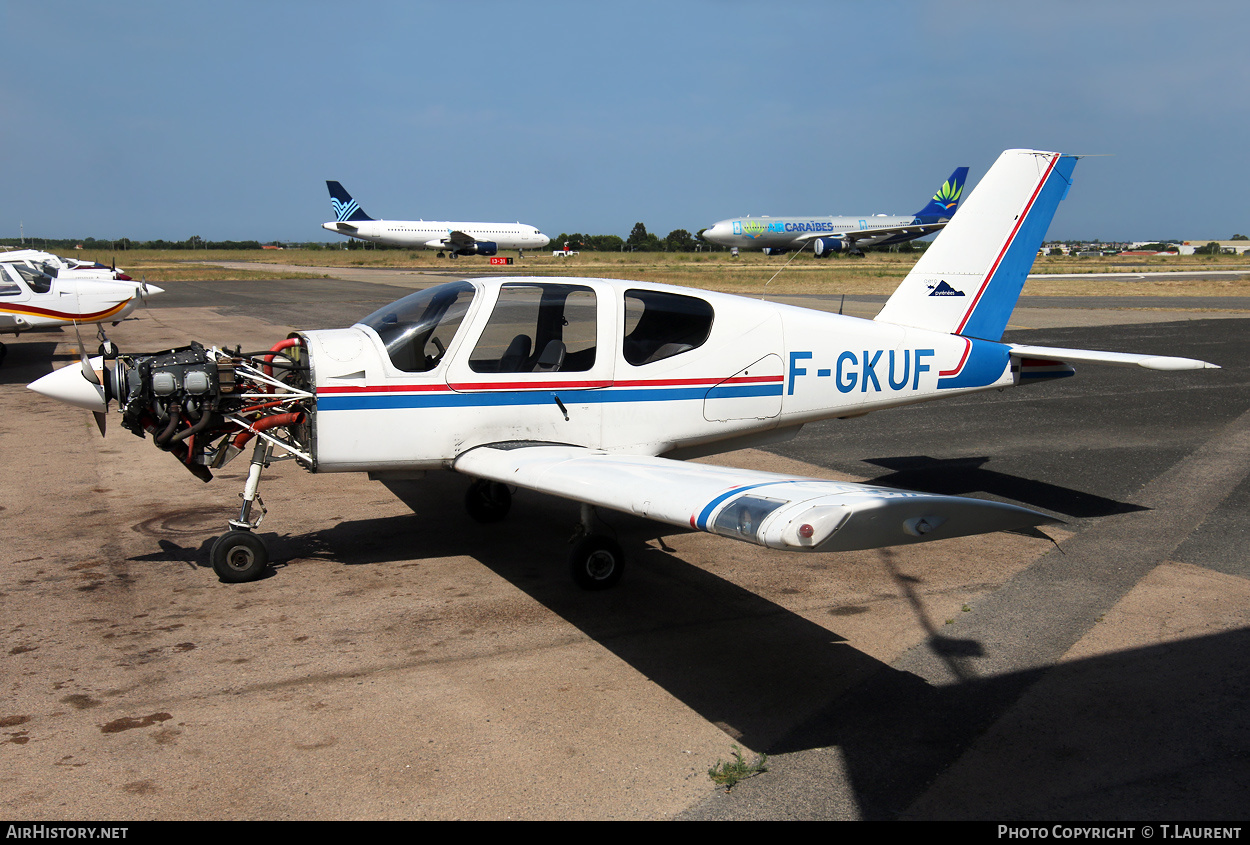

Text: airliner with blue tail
xmin=701 ymin=167 xmax=969 ymax=256
xmin=321 ymin=181 xmax=550 ymax=258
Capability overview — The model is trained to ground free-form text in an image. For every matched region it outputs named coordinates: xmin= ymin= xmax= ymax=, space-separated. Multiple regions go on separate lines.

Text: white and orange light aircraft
xmin=0 ymin=260 xmax=161 ymax=364
xmin=30 ymin=150 xmax=1218 ymax=586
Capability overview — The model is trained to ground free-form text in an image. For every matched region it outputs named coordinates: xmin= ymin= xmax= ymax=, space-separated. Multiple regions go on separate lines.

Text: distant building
xmin=1178 ymin=240 xmax=1250 ymax=256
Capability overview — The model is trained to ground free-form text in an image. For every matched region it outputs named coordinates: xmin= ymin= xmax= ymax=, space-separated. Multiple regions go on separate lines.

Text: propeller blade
xmin=93 ymin=411 xmax=107 ymax=436
xmin=72 ymin=321 xmax=100 ymax=386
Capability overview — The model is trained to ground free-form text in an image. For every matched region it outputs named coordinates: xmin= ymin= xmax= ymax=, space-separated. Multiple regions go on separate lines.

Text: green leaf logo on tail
xmin=933 ymin=178 xmax=964 ymax=210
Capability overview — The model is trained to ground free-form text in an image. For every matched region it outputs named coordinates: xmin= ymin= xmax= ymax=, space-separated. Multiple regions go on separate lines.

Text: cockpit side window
xmin=622 ymin=289 xmax=714 ymax=365
xmin=358 ymin=280 xmax=476 ymax=373
xmin=469 ymin=283 xmax=597 ymax=374
xmin=8 ymin=262 xmax=52 ymax=294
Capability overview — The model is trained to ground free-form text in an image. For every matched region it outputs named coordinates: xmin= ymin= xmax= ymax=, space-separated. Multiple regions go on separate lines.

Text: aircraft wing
xmin=444 ymin=230 xmax=478 ymax=249
xmin=1008 ymin=344 xmax=1219 ymax=371
xmin=453 ymin=443 xmax=1057 ymax=553
xmin=790 ymin=221 xmax=947 ymax=248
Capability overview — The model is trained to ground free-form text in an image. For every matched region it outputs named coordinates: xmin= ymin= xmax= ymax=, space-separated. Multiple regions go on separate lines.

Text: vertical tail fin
xmin=875 ymin=150 xmax=1077 ymax=341
xmin=326 ymin=181 xmax=374 ymax=222
xmin=913 ymin=166 xmax=969 ymax=222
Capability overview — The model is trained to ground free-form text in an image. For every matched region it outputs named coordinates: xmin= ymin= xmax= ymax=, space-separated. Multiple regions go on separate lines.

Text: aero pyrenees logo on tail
xmin=927 ymin=280 xmax=965 ymax=296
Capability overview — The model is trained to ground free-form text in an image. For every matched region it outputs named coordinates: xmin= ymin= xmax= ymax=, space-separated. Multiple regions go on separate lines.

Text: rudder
xmin=326 ymin=181 xmax=374 ymax=222
xmin=875 ymin=150 xmax=1077 ymax=341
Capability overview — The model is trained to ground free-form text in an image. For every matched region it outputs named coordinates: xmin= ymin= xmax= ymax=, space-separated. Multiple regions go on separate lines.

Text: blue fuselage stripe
xmin=317 ymin=383 xmax=783 ymax=412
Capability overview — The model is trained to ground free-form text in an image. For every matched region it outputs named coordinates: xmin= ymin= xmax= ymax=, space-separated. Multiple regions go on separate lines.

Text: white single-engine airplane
xmin=321 ymin=181 xmax=551 ymax=258
xmin=0 ymin=260 xmax=162 ymax=364
xmin=31 ymin=150 xmax=1217 ymax=587
xmin=1 ymin=248 xmax=135 ymax=282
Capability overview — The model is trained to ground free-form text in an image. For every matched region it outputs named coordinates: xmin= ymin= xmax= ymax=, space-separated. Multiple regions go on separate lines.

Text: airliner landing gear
xmin=568 ymin=504 xmax=624 ymax=590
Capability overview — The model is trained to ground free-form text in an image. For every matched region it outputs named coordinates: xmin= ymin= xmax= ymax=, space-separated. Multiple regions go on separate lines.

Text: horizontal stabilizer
xmin=454 ymin=444 xmax=1058 ymax=553
xmin=1009 ymin=344 xmax=1220 ymax=371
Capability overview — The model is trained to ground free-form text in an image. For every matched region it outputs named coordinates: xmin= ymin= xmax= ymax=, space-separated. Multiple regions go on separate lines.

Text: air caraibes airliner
xmin=701 ymin=167 xmax=968 ymax=256
xmin=321 ymin=181 xmax=550 ymax=258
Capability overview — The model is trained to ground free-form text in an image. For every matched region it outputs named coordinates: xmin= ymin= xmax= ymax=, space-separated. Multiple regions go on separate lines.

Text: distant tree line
xmin=0 ymin=225 xmax=948 ymax=254
xmin=0 ymin=235 xmax=328 ymax=251
xmin=550 ymin=223 xmax=713 ymax=253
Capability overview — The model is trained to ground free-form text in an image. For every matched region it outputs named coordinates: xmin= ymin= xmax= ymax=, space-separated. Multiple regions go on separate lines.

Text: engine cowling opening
xmin=105 ymin=338 xmax=314 ymax=481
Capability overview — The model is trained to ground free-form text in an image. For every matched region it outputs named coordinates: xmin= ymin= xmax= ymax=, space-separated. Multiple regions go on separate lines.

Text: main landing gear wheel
xmin=210 ymin=529 xmax=269 ymax=583
xmin=568 ymin=535 xmax=624 ymax=591
xmin=465 ymin=480 xmax=512 ymax=523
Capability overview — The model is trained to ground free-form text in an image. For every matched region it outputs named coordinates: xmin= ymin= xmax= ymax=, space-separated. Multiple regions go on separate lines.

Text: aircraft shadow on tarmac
xmin=127 ymin=471 xmax=1250 ymax=819
xmin=861 ymin=455 xmax=1150 ymax=519
xmin=0 ymin=339 xmax=62 ymax=384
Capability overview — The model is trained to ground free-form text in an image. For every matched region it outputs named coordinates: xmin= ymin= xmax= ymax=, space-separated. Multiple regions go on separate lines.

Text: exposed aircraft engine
xmin=812 ymin=237 xmax=848 ymax=257
xmin=99 ymin=339 xmax=314 ymax=482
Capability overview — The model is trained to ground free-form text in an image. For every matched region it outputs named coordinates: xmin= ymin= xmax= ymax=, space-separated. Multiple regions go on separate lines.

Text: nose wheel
xmin=210 ymin=530 xmax=269 ymax=582
xmin=211 ymin=437 xmax=274 ymax=583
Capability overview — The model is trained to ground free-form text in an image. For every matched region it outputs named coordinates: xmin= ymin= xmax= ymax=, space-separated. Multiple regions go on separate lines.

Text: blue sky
xmin=3 ymin=0 xmax=1247 ymax=244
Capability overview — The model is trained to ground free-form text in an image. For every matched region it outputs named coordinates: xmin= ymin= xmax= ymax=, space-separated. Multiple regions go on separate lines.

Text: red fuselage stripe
xmin=1 ymin=300 xmax=132 ymax=322
xmin=317 ymin=374 xmax=785 ymax=395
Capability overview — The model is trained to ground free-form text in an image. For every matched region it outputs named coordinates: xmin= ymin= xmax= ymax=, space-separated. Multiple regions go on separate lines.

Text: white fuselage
xmin=300 ymin=277 xmax=1014 ymax=473
xmin=702 ymin=213 xmax=923 ymax=250
xmin=322 ymin=219 xmax=550 ymax=251
xmin=0 ymin=262 xmax=158 ymax=332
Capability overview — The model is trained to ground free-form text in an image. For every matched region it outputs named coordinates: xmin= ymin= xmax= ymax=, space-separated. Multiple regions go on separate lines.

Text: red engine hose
xmin=231 ymin=411 xmax=305 ymax=450
xmin=263 ymin=337 xmax=304 ymax=378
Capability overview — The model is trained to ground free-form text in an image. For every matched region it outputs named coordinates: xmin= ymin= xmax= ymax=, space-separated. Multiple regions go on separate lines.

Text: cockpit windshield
xmin=0 ymin=265 xmax=21 ymax=296
xmin=357 ymin=281 xmax=477 ymax=372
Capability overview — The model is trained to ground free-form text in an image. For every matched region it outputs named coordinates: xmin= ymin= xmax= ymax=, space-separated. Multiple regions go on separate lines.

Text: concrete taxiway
xmin=1 ymin=269 xmax=1246 ymax=820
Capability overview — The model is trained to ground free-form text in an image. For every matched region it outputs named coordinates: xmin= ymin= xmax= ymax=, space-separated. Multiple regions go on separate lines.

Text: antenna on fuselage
xmin=760 ymin=239 xmax=813 ymax=301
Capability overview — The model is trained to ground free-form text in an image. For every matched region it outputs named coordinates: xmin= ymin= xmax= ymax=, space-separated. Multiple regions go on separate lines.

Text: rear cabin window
xmin=622 ymin=289 xmax=714 ymax=366
xmin=469 ymin=283 xmax=597 ymax=374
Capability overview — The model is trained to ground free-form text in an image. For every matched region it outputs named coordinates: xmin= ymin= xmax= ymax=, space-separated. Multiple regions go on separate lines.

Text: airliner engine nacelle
xmin=813 ymin=237 xmax=848 ymax=257
xmin=471 ymin=241 xmax=499 ymax=257
xmin=762 ymin=247 xmax=790 ymax=257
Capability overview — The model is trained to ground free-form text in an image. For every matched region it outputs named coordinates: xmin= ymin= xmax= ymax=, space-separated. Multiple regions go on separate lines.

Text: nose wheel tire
xmin=210 ymin=530 xmax=270 ymax=583
xmin=569 ymin=535 xmax=624 ymax=591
